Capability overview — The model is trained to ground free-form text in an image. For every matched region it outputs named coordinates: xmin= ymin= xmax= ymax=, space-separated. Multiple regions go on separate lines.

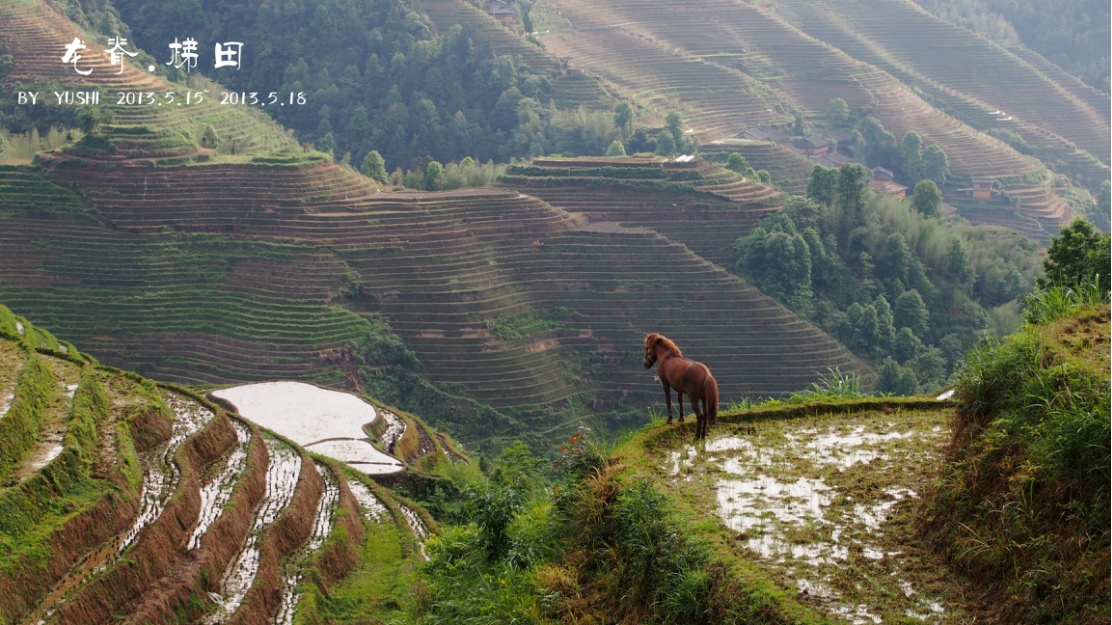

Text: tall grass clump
xmin=919 ymin=277 xmax=1109 ymax=623
xmin=803 ymin=367 xmax=865 ymax=399
xmin=413 ymin=428 xmax=724 ymax=624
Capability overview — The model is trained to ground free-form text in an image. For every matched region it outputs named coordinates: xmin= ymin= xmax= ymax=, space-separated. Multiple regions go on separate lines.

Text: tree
xmin=361 ymin=150 xmax=387 ymax=182
xmin=860 ymin=118 xmax=898 ymax=168
xmin=726 ymin=152 xmax=749 ymax=174
xmin=874 ymin=294 xmax=896 ymax=353
xmin=875 ymin=358 xmax=919 ymax=395
xmin=1090 ymin=180 xmax=1112 ymax=231
xmin=806 ymin=164 xmax=837 ymax=206
xmin=911 ymin=180 xmax=942 ymax=218
xmin=877 ymin=233 xmax=912 ymax=291
xmin=665 ymin=111 xmax=683 ymax=140
xmin=756 ymin=170 xmax=771 ymax=184
xmin=77 ymin=105 xmax=114 ymax=136
xmin=826 ymin=97 xmax=849 ymax=123
xmin=613 ymin=101 xmax=634 ymax=139
xmin=944 ymin=239 xmax=976 ymax=287
xmin=846 ymin=301 xmax=880 ymax=354
xmin=200 ymin=125 xmax=221 ymax=150
xmin=922 ymin=144 xmax=949 ymax=187
xmin=894 ymin=289 xmax=930 ymax=336
xmin=606 ymin=139 xmax=626 ymax=157
xmin=1038 ymin=217 xmax=1112 ymax=291
xmin=792 ymin=112 xmax=805 ymax=136
xmin=655 ymin=130 xmax=676 ymax=156
xmin=424 ymin=160 xmax=443 ymax=190
xmin=836 ymin=163 xmax=870 ymax=219
xmin=735 ymin=215 xmax=813 ymax=313
xmin=628 ymin=128 xmax=653 ymax=154
xmin=899 ymin=131 xmax=923 ymax=185
xmin=893 ymin=327 xmax=923 ymax=363
xmin=0 ymin=54 xmax=12 ymax=83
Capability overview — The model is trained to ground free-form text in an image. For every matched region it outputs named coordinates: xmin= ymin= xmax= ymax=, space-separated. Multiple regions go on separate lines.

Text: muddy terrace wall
xmin=289 ymin=461 xmax=367 ymax=625
xmin=54 ymin=411 xmax=236 ymax=625
xmin=228 ymin=446 xmax=324 ymax=625
xmin=124 ymin=420 xmax=268 ymax=625
xmin=0 ymin=380 xmax=161 ymax=624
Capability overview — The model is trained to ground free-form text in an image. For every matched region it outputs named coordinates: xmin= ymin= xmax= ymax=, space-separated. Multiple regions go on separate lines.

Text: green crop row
xmin=0 ymin=355 xmax=55 ymax=482
xmin=0 ymin=371 xmax=108 ymax=539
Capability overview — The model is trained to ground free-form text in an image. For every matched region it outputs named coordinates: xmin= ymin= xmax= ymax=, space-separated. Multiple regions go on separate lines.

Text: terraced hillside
xmin=3 ymin=141 xmax=867 ymax=423
xmin=532 ymin=0 xmax=1106 ymax=233
xmin=772 ymin=0 xmax=1110 ymax=163
xmin=418 ymin=0 xmax=612 ymax=110
xmin=498 ymin=156 xmax=786 ymax=267
xmin=0 ymin=305 xmax=447 ymax=625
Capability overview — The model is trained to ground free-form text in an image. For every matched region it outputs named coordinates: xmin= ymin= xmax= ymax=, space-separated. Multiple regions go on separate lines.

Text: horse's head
xmin=643 ymin=333 xmax=661 ymax=368
xmin=644 ymin=333 xmax=681 ymax=368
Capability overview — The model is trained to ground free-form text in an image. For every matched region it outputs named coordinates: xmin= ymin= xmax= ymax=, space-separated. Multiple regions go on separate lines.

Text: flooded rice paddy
xmin=275 ymin=461 xmax=340 ymax=625
xmin=212 ymin=382 xmax=403 ymax=475
xmin=347 ymin=480 xmax=388 ymax=522
xmin=205 ymin=436 xmax=302 ymax=624
xmin=660 ymin=409 xmax=957 ymax=624
xmin=188 ymin=419 xmax=252 ymax=550
xmin=400 ymin=504 xmax=429 ymax=560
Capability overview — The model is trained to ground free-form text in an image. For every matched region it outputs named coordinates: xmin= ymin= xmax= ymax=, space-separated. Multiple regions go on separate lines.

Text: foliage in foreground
xmin=919 ymin=284 xmax=1110 ymax=624
xmin=410 ymin=430 xmax=767 ymax=624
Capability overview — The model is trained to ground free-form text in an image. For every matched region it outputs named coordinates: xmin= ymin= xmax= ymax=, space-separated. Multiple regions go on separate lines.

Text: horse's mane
xmin=646 ymin=333 xmax=682 ymax=356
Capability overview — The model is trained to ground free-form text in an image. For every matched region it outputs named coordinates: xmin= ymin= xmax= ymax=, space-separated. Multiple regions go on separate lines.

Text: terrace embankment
xmin=0 ymin=367 xmax=160 ymax=624
xmin=226 ymin=445 xmax=323 ymax=625
xmin=123 ymin=418 xmax=267 ymax=625
xmin=50 ymin=401 xmax=236 ymax=625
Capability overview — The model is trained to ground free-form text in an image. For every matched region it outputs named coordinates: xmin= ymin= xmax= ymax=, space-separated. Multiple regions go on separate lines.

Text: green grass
xmin=919 ymin=301 xmax=1109 ymax=623
xmin=0 ymin=355 xmax=56 ymax=483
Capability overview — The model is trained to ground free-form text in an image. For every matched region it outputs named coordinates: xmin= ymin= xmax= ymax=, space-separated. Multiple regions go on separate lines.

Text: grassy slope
xmin=919 ymin=304 xmax=1110 ymax=623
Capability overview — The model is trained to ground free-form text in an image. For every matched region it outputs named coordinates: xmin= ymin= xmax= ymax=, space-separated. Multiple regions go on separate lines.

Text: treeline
xmin=914 ymin=0 xmax=1110 ymax=92
xmin=105 ymin=0 xmax=644 ymax=173
xmin=731 ymin=162 xmax=1043 ymax=395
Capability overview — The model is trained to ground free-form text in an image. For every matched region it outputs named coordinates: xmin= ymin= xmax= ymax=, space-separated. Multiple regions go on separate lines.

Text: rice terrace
xmin=0 ymin=0 xmax=1108 ymax=620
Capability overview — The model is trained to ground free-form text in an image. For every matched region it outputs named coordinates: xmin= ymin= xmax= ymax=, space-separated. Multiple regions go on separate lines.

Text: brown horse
xmin=642 ymin=333 xmax=718 ymax=439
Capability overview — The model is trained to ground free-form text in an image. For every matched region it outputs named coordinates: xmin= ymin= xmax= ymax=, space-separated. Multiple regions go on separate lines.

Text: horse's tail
xmin=703 ymin=375 xmax=718 ymax=426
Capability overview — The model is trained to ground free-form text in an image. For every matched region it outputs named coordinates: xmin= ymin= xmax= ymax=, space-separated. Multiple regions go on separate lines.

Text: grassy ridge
xmin=920 ymin=299 xmax=1109 ymax=623
xmin=0 ymin=356 xmax=56 ymax=482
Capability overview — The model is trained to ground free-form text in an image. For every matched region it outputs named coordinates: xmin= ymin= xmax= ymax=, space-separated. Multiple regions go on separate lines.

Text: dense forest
xmin=731 ymin=161 xmax=1044 ymax=394
xmin=75 ymin=0 xmax=633 ymax=172
xmin=913 ymin=0 xmax=1110 ymax=91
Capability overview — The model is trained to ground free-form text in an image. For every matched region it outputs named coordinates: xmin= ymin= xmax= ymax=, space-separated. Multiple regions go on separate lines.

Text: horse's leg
xmin=701 ymin=395 xmax=709 ymax=435
xmin=689 ymin=392 xmax=704 ymax=439
xmin=677 ymin=392 xmax=685 ymax=422
xmin=662 ymin=382 xmax=674 ymax=424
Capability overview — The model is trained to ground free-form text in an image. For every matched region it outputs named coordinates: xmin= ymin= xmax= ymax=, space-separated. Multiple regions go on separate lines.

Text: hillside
xmin=1 ymin=149 xmax=868 ymax=439
xmin=530 ymin=0 xmax=1108 ymax=234
xmin=0 ymin=304 xmax=450 ymax=625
